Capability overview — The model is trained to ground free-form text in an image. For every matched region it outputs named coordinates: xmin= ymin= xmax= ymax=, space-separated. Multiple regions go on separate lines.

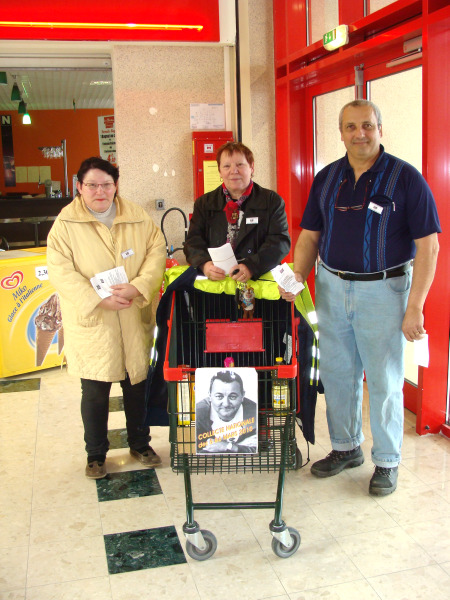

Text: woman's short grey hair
xmin=339 ymin=100 xmax=382 ymax=131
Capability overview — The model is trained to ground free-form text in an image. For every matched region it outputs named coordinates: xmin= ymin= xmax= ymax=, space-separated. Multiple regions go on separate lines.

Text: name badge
xmin=246 ymin=217 xmax=258 ymax=224
xmin=368 ymin=202 xmax=383 ymax=214
xmin=121 ymin=248 xmax=134 ymax=259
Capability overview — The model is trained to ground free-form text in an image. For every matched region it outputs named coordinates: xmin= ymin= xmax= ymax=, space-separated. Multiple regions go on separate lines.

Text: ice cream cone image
xmin=36 ymin=329 xmax=57 ymax=366
xmin=35 ymin=293 xmax=63 ymax=366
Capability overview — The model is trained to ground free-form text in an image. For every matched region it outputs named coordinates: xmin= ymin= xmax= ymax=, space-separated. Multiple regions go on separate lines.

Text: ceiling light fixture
xmin=23 ymin=111 xmax=31 ymax=125
xmin=0 ymin=21 xmax=203 ymax=31
xmin=11 ymin=80 xmax=21 ymax=101
xmin=18 ymin=100 xmax=26 ymax=114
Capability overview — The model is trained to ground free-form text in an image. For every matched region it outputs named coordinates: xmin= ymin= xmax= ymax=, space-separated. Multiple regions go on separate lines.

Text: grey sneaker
xmin=130 ymin=446 xmax=162 ymax=467
xmin=311 ymin=447 xmax=364 ymax=477
xmin=85 ymin=460 xmax=107 ymax=479
xmin=369 ymin=466 xmax=398 ymax=496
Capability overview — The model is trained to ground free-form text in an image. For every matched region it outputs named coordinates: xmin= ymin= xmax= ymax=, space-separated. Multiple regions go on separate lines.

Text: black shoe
xmin=311 ymin=447 xmax=364 ymax=478
xmin=369 ymin=466 xmax=398 ymax=496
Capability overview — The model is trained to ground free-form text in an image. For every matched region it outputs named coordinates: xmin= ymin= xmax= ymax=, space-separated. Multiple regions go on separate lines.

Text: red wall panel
xmin=0 ymin=0 xmax=220 ymax=42
xmin=418 ymin=8 xmax=450 ymax=434
xmin=287 ymin=1 xmax=308 ymax=56
xmin=339 ymin=0 xmax=364 ymax=25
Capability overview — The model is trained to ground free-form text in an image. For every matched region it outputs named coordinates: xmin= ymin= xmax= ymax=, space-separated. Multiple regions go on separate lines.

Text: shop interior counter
xmin=0 ymin=196 xmax=72 ymax=249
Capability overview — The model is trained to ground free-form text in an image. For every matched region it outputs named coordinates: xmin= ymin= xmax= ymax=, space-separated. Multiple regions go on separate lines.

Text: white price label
xmin=35 ymin=266 xmax=49 ymax=281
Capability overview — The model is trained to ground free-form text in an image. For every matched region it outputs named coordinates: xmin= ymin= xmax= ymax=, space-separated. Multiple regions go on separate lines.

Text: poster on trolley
xmin=194 ymin=367 xmax=258 ymax=454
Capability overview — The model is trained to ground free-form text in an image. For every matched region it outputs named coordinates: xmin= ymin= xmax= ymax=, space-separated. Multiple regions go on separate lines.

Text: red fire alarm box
xmin=192 ymin=131 xmax=234 ymax=200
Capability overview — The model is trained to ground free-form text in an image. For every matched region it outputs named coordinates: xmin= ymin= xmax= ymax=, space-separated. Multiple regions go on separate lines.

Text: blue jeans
xmin=315 ymin=263 xmax=412 ymax=467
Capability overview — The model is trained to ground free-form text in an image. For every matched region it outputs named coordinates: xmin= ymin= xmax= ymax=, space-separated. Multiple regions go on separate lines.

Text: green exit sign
xmin=323 ymin=29 xmax=336 ymax=45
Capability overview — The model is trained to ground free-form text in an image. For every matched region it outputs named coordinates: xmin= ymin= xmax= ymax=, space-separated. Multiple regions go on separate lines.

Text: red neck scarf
xmin=223 ymin=181 xmax=254 ymax=224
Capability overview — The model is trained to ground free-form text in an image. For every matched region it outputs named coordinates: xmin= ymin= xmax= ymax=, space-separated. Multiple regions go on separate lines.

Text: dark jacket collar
xmin=206 ymin=181 xmax=271 ymax=211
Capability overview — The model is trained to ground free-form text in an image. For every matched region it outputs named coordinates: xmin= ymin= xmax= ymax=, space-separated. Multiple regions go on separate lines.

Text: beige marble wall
xmin=247 ymin=0 xmax=277 ymax=190
xmin=111 ymin=3 xmax=277 ymax=260
xmin=112 ymin=45 xmax=225 ymax=259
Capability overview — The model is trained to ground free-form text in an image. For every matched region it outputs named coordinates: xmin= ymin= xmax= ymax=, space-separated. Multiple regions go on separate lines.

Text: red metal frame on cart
xmin=163 ymin=292 xmax=298 ymax=381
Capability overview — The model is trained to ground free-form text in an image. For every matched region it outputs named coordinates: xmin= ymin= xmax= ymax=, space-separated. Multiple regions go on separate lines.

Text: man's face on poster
xmin=210 ymin=379 xmax=244 ymax=422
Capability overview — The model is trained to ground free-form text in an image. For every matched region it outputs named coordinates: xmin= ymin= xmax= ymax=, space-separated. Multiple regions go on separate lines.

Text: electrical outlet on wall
xmin=155 ymin=199 xmax=165 ymax=210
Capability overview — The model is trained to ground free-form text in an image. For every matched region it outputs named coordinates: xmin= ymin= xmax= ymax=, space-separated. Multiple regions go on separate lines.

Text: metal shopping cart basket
xmin=163 ymin=287 xmax=301 ymax=561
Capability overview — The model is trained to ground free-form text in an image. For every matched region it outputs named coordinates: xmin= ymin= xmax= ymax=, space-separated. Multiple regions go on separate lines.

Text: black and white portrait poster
xmin=195 ymin=367 xmax=258 ymax=455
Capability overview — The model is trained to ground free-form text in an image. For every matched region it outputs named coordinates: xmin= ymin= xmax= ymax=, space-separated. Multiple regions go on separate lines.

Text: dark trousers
xmin=80 ymin=375 xmax=150 ymax=458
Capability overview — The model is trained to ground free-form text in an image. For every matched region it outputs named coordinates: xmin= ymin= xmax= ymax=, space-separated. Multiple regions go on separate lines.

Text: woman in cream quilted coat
xmin=47 ymin=157 xmax=166 ymax=479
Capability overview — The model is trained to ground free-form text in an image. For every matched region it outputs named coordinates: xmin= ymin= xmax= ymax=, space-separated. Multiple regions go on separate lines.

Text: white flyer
xmin=271 ymin=263 xmax=304 ymax=295
xmin=414 ymin=334 xmax=429 ymax=368
xmin=208 ymin=243 xmax=238 ymax=274
xmin=90 ymin=266 xmax=129 ymax=299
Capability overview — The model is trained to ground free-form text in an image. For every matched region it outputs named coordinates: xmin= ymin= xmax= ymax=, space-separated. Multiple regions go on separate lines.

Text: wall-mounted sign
xmin=98 ymin=115 xmax=116 ymax=164
xmin=190 ymin=103 xmax=225 ymax=130
xmin=203 ymin=160 xmax=221 ymax=194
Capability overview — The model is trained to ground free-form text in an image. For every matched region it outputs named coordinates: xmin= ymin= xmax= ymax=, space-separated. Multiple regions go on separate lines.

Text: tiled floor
xmin=1 ymin=367 xmax=450 ymax=600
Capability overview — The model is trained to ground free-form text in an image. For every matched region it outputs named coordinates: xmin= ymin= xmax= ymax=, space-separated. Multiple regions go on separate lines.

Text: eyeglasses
xmin=334 ymin=178 xmax=371 ymax=212
xmin=82 ymin=182 xmax=115 ymax=191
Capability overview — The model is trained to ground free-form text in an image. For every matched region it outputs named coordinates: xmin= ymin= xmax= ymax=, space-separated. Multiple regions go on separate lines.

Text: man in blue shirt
xmin=280 ymin=100 xmax=440 ymax=495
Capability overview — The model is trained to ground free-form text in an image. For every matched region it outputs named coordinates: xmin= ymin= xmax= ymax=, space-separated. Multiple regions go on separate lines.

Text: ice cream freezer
xmin=0 ymin=248 xmax=64 ymax=378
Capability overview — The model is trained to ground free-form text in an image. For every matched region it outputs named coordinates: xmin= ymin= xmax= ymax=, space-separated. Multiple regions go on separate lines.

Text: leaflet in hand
xmin=90 ymin=266 xmax=129 ymax=299
xmin=271 ymin=263 xmax=304 ymax=295
xmin=208 ymin=243 xmax=237 ymax=274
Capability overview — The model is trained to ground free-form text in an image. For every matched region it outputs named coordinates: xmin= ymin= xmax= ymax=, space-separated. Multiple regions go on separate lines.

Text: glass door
xmin=369 ymin=67 xmax=422 ymax=412
xmin=314 ymin=87 xmax=354 ymax=172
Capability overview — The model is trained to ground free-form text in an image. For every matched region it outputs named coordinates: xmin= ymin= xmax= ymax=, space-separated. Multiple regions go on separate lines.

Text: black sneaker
xmin=369 ymin=466 xmax=398 ymax=496
xmin=311 ymin=447 xmax=364 ymax=477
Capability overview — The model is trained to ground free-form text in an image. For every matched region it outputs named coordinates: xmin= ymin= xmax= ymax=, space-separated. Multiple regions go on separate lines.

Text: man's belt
xmin=322 ymin=263 xmax=410 ymax=281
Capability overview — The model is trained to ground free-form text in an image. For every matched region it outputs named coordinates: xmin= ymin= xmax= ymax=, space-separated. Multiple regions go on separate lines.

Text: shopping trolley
xmin=163 ymin=286 xmax=301 ymax=561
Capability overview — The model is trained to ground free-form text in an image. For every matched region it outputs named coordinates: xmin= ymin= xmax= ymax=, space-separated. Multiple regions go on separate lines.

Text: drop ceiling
xmin=0 ymin=42 xmax=114 ymax=111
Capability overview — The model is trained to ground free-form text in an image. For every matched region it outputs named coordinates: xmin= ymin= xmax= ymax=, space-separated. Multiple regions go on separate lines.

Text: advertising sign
xmin=0 ymin=250 xmax=64 ymax=377
xmin=98 ymin=115 xmax=116 ymax=164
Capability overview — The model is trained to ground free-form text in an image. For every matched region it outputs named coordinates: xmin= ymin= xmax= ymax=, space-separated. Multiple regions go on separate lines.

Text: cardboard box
xmin=176 ymin=425 xmax=196 ymax=454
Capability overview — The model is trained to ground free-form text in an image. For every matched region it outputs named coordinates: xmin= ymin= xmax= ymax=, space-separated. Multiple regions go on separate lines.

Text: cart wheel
xmin=295 ymin=446 xmax=303 ymax=470
xmin=271 ymin=527 xmax=301 ymax=558
xmin=185 ymin=530 xmax=217 ymax=561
